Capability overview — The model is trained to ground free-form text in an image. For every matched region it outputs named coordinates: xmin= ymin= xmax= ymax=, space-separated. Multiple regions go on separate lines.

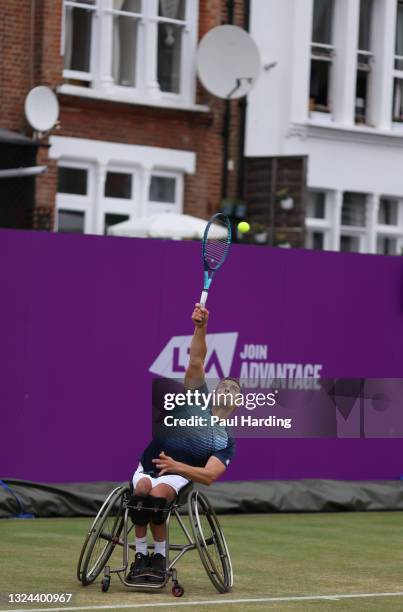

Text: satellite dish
xmin=197 ymin=25 xmax=261 ymax=99
xmin=25 ymin=86 xmax=60 ymax=132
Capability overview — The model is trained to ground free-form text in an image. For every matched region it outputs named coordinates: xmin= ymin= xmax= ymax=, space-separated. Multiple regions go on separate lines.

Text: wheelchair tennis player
xmin=128 ymin=303 xmax=240 ymax=583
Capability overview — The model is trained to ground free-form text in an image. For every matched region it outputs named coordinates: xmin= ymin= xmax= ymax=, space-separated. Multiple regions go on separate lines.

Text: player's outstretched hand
xmin=192 ymin=303 xmax=209 ymax=328
xmin=152 ymin=451 xmax=179 ymax=475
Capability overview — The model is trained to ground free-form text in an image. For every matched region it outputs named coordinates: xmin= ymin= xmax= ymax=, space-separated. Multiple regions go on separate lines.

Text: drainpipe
xmin=237 ymin=0 xmax=250 ymax=201
xmin=30 ymin=0 xmax=35 ymax=89
xmin=221 ymin=0 xmax=235 ymax=201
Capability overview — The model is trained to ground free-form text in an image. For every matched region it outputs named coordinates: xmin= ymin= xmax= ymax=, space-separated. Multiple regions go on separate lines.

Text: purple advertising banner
xmin=1 ymin=229 xmax=403 ymax=482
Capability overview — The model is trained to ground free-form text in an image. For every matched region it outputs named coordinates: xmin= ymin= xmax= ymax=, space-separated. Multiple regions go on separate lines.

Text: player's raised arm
xmin=184 ymin=303 xmax=209 ymax=389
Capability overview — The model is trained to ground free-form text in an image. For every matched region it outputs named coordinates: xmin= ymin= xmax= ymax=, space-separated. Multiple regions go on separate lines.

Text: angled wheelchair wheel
xmin=77 ymin=486 xmax=127 ymax=586
xmin=188 ymin=490 xmax=233 ymax=593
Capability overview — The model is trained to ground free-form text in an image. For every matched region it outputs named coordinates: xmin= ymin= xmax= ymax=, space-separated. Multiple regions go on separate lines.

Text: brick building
xmin=0 ymin=0 xmax=248 ymax=235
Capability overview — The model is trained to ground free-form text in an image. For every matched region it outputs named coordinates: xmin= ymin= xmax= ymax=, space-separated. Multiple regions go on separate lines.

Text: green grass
xmin=1 ymin=512 xmax=403 ymax=611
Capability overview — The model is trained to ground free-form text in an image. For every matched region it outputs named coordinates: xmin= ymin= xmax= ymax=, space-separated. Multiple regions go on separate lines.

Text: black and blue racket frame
xmin=200 ymin=213 xmax=232 ymax=306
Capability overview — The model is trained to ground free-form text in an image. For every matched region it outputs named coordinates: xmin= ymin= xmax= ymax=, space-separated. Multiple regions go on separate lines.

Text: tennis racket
xmin=200 ymin=213 xmax=232 ymax=307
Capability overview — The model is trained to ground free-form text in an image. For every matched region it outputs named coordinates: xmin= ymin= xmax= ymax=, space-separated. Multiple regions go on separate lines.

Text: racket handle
xmin=200 ymin=290 xmax=209 ymax=307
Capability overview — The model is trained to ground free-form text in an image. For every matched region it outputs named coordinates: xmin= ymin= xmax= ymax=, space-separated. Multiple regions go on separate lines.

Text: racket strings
xmin=204 ymin=217 xmax=230 ymax=270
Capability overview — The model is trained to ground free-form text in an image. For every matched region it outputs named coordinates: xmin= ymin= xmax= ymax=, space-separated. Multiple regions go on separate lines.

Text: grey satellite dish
xmin=25 ymin=86 xmax=60 ymax=133
xmin=197 ymin=25 xmax=261 ymax=99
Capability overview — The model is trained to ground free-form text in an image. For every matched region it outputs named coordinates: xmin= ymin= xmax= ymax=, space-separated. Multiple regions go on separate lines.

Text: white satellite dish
xmin=25 ymin=86 xmax=60 ymax=133
xmin=197 ymin=25 xmax=261 ymax=99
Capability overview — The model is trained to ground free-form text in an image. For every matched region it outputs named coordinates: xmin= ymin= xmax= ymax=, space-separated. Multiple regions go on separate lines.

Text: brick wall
xmin=0 ymin=1 xmax=34 ymax=132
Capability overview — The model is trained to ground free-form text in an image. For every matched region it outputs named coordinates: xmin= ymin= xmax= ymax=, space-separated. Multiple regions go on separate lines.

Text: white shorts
xmin=132 ymin=463 xmax=189 ymax=496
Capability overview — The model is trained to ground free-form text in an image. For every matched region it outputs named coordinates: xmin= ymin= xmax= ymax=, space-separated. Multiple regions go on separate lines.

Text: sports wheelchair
xmin=77 ymin=482 xmax=233 ymax=597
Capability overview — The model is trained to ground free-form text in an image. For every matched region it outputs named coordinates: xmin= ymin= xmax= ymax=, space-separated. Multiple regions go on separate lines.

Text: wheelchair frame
xmin=77 ymin=484 xmax=233 ymax=598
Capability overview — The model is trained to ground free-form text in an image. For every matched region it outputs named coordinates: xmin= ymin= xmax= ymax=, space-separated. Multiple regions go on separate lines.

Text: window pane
xmin=58 ymin=210 xmax=85 ymax=233
xmin=112 ymin=0 xmax=142 ymax=12
xmin=342 ymin=193 xmax=367 ymax=226
xmin=158 ymin=0 xmax=185 ymax=20
xmin=157 ymin=24 xmax=182 ymax=93
xmin=355 ymin=69 xmax=368 ymax=124
xmin=312 ymin=0 xmax=334 ymax=44
xmin=377 ymin=236 xmax=397 ymax=255
xmin=307 ymin=192 xmax=326 ymax=218
xmin=112 ymin=16 xmax=138 ymax=87
xmin=378 ymin=199 xmax=398 ymax=225
xmin=309 ymin=60 xmax=331 ymax=112
xmin=105 ymin=172 xmax=132 ymax=199
xmin=58 ymin=167 xmax=88 ymax=195
xmin=340 ymin=235 xmax=360 ymax=252
xmin=149 ymin=176 xmax=176 ymax=203
xmin=392 ymin=79 xmax=403 ymax=121
xmin=104 ymin=213 xmax=130 ymax=234
xmin=396 ymin=1 xmax=403 ymax=57
xmin=307 ymin=231 xmax=325 ymax=250
xmin=64 ymin=6 xmax=93 ymax=72
xmin=358 ymin=0 xmax=373 ymax=51
xmin=313 ymin=232 xmax=325 ymax=250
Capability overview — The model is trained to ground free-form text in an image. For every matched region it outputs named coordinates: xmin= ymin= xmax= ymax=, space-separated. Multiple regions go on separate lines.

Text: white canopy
xmin=108 ymin=213 xmax=211 ymax=240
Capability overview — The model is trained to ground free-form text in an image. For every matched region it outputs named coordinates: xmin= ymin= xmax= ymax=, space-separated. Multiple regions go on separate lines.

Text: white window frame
xmin=376 ymin=234 xmax=399 ymax=255
xmin=99 ymin=165 xmax=139 ymax=235
xmin=375 ymin=195 xmax=403 ymax=255
xmin=306 ymin=189 xmax=403 ymax=256
xmin=61 ymin=0 xmax=99 ymax=83
xmin=309 ymin=44 xmax=335 ymax=120
xmin=355 ymin=51 xmax=373 ymax=125
xmin=392 ymin=1 xmax=403 ymax=127
xmin=60 ymin=0 xmax=199 ymax=109
xmin=148 ymin=169 xmax=183 ymax=214
xmin=355 ymin=0 xmax=374 ymax=125
xmin=50 ymin=136 xmax=195 ymax=236
xmin=309 ymin=0 xmax=336 ymax=120
xmin=305 ymin=228 xmax=331 ymax=250
xmin=55 ymin=160 xmax=95 ymax=233
xmin=377 ymin=196 xmax=401 ymax=229
xmin=339 ymin=231 xmax=366 ymax=253
xmin=339 ymin=192 xmax=370 ymax=253
xmin=305 ymin=189 xmax=332 ymax=250
xmin=392 ymin=76 xmax=403 ymax=126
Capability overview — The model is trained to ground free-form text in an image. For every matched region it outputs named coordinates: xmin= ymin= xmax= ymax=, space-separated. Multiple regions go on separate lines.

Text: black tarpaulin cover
xmin=2 ymin=479 xmax=403 ymax=518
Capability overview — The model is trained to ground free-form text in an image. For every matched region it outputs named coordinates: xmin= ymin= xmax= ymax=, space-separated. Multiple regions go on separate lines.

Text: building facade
xmin=0 ymin=0 xmax=246 ymax=235
xmin=246 ymin=0 xmax=403 ymax=255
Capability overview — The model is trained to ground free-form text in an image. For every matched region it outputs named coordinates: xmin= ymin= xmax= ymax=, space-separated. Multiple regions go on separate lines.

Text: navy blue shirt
xmin=140 ymin=383 xmax=236 ymax=477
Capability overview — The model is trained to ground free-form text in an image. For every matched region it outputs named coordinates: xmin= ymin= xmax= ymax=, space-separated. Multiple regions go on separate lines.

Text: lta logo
xmin=149 ymin=333 xmax=238 ymax=379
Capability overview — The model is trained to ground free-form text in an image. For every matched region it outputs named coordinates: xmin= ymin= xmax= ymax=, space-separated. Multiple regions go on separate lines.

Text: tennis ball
xmin=237 ymin=221 xmax=250 ymax=234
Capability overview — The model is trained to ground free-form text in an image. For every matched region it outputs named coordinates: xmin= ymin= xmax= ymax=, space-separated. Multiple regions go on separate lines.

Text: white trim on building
xmin=49 ymin=135 xmax=196 ymax=235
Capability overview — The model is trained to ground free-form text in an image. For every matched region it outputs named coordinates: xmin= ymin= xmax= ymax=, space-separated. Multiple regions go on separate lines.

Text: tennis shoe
xmin=147 ymin=553 xmax=166 ymax=583
xmin=126 ymin=552 xmax=150 ymax=583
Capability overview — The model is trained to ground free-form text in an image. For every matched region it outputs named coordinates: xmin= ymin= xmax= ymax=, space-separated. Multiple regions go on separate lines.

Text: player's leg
xmin=150 ymin=483 xmax=176 ymax=542
xmin=134 ymin=476 xmax=153 ymax=543
xmin=127 ymin=472 xmax=153 ymax=582
xmin=148 ymin=483 xmax=178 ymax=581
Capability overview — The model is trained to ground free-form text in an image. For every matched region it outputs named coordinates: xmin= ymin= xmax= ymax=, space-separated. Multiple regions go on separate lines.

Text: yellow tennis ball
xmin=237 ymin=221 xmax=250 ymax=234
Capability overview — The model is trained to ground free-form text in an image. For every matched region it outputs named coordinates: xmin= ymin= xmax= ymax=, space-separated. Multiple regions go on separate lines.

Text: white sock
xmin=154 ymin=540 xmax=166 ymax=557
xmin=135 ymin=536 xmax=148 ymax=556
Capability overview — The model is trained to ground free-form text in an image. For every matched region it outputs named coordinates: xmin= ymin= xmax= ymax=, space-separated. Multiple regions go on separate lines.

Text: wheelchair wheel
xmin=188 ymin=490 xmax=233 ymax=593
xmin=77 ymin=486 xmax=126 ymax=586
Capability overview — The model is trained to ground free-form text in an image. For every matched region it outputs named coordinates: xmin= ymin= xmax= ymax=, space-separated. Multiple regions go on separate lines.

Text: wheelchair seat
xmin=175 ymin=482 xmax=194 ymax=506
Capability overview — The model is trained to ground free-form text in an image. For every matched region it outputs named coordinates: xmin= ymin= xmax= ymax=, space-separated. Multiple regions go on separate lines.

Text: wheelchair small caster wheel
xmin=101 ymin=576 xmax=110 ymax=592
xmin=172 ymin=582 xmax=184 ymax=597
